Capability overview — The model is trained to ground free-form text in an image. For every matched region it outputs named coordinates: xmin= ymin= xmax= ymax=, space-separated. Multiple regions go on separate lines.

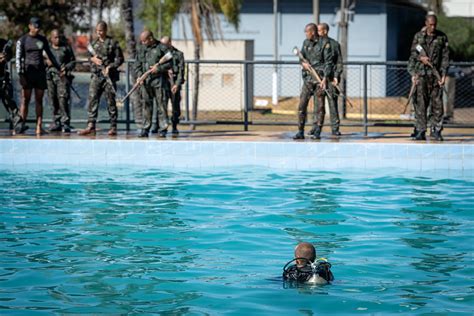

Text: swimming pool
xmin=1 ymin=166 xmax=472 ymax=314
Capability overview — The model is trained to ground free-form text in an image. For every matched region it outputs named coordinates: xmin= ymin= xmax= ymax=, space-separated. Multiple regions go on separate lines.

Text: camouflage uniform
xmin=0 ymin=38 xmax=22 ymax=130
xmin=297 ymin=36 xmax=333 ymax=138
xmin=161 ymin=46 xmax=185 ymax=132
xmin=86 ymin=36 xmax=124 ymax=129
xmin=135 ymin=41 xmax=171 ymax=134
xmin=408 ymin=29 xmax=449 ymax=137
xmin=313 ymin=36 xmax=342 ymax=134
xmin=46 ymin=42 xmax=76 ymax=129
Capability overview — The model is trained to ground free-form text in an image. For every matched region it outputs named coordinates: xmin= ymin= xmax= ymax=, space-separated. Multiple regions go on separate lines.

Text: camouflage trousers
xmin=161 ymin=86 xmax=181 ymax=128
xmin=313 ymin=84 xmax=340 ymax=132
xmin=0 ymin=76 xmax=22 ymax=129
xmin=298 ymin=81 xmax=337 ymax=131
xmin=132 ymin=86 xmax=145 ymax=130
xmin=47 ymin=75 xmax=71 ymax=126
xmin=86 ymin=74 xmax=118 ymax=128
xmin=142 ymin=84 xmax=168 ymax=132
xmin=415 ymin=75 xmax=443 ymax=133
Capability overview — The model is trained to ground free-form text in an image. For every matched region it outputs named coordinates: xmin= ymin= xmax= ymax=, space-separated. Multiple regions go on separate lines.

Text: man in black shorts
xmin=16 ymin=17 xmax=61 ymax=135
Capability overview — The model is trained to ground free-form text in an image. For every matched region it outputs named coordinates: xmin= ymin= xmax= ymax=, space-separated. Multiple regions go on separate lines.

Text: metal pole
xmin=125 ymin=61 xmax=131 ymax=131
xmin=272 ymin=0 xmax=278 ymax=106
xmin=244 ymin=63 xmax=249 ymax=131
xmin=185 ymin=62 xmax=190 ymax=121
xmin=339 ymin=0 xmax=348 ymax=62
xmin=339 ymin=0 xmax=349 ymax=120
xmin=313 ymin=0 xmax=320 ymax=24
xmin=363 ymin=63 xmax=368 ymax=137
xmin=158 ymin=0 xmax=162 ymax=38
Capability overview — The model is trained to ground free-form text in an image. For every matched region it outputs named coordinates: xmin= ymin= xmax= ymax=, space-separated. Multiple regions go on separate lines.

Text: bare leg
xmin=34 ymin=89 xmax=45 ymax=134
xmin=20 ymin=88 xmax=32 ymax=122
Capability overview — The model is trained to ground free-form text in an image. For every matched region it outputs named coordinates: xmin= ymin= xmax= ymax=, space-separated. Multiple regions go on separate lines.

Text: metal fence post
xmin=363 ymin=63 xmax=368 ymax=136
xmin=124 ymin=61 xmax=131 ymax=131
xmin=243 ymin=62 xmax=249 ymax=131
xmin=185 ymin=62 xmax=190 ymax=122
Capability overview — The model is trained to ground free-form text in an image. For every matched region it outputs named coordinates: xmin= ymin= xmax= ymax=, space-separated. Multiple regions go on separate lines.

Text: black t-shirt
xmin=16 ymin=34 xmax=60 ymax=73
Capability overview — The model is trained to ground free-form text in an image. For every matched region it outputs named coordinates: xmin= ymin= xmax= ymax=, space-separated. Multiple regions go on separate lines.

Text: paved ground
xmin=1 ymin=125 xmax=473 ymax=143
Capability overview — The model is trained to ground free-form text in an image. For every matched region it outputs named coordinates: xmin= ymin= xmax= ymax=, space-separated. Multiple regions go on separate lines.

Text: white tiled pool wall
xmin=0 ymin=139 xmax=472 ymax=172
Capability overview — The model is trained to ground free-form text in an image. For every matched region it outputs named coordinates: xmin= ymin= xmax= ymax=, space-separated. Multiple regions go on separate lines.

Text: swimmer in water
xmin=283 ymin=242 xmax=334 ymax=285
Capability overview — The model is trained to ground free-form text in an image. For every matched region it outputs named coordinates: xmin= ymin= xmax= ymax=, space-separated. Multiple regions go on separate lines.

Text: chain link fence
xmin=1 ymin=60 xmax=473 ymax=133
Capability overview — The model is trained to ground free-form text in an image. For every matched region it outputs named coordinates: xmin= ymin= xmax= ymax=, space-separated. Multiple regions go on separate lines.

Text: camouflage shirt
xmin=134 ymin=40 xmax=171 ymax=87
xmin=301 ymin=36 xmax=333 ymax=82
xmin=46 ymin=43 xmax=76 ymax=77
xmin=328 ymin=37 xmax=343 ymax=80
xmin=169 ymin=46 xmax=185 ymax=86
xmin=89 ymin=36 xmax=124 ymax=81
xmin=407 ymin=29 xmax=449 ymax=77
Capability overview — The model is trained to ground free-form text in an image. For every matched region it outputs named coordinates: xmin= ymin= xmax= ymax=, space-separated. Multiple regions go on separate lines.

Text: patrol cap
xmin=29 ymin=17 xmax=41 ymax=28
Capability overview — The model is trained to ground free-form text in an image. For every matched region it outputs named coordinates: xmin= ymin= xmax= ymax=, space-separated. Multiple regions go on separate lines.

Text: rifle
xmin=403 ymin=75 xmax=417 ymax=114
xmin=331 ymin=80 xmax=354 ymax=108
xmin=415 ymin=44 xmax=448 ymax=93
xmin=121 ymin=51 xmax=173 ymax=103
xmin=292 ymin=46 xmax=332 ymax=100
xmin=43 ymin=52 xmax=82 ymax=100
xmin=87 ymin=43 xmax=117 ymax=94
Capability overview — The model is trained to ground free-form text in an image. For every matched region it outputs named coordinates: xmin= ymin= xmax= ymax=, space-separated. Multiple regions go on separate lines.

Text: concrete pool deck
xmin=0 ymin=128 xmax=473 ymax=174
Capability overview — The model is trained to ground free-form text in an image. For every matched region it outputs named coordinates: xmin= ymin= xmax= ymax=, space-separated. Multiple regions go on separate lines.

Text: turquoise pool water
xmin=0 ymin=167 xmax=473 ymax=314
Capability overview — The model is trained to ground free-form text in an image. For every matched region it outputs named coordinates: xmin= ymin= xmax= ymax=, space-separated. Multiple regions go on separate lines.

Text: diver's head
xmin=294 ymin=242 xmax=316 ymax=266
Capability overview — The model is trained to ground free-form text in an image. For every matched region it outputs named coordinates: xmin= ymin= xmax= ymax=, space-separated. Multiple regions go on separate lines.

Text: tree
xmin=139 ymin=0 xmax=181 ymax=38
xmin=438 ymin=15 xmax=474 ymax=61
xmin=175 ymin=0 xmax=241 ymax=127
xmin=0 ymin=0 xmax=88 ymax=38
xmin=119 ymin=0 xmax=136 ymax=58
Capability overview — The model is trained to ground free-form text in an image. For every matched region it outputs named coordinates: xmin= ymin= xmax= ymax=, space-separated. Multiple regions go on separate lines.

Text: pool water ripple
xmin=0 ymin=166 xmax=473 ymax=314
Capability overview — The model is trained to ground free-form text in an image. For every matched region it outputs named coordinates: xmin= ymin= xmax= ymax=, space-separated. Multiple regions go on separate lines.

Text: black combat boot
xmin=159 ymin=130 xmax=167 ymax=138
xmin=413 ymin=131 xmax=426 ymax=141
xmin=431 ymin=129 xmax=444 ymax=141
xmin=308 ymin=125 xmax=317 ymax=136
xmin=171 ymin=123 xmax=179 ymax=135
xmin=293 ymin=130 xmax=305 ymax=140
xmin=49 ymin=123 xmax=62 ymax=132
xmin=15 ymin=120 xmax=29 ymax=134
xmin=311 ymin=126 xmax=321 ymax=140
xmin=138 ymin=129 xmax=149 ymax=138
xmin=151 ymin=124 xmax=158 ymax=134
xmin=410 ymin=127 xmax=418 ymax=138
xmin=62 ymin=125 xmax=71 ymax=133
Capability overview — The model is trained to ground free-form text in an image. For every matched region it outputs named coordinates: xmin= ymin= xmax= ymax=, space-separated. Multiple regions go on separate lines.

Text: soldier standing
xmin=317 ymin=23 xmax=342 ymax=136
xmin=294 ymin=23 xmax=333 ymax=140
xmin=0 ymin=37 xmax=24 ymax=133
xmin=134 ymin=31 xmax=171 ymax=138
xmin=16 ymin=17 xmax=61 ymax=135
xmin=408 ymin=15 xmax=449 ymax=141
xmin=45 ymin=30 xmax=76 ymax=133
xmin=79 ymin=21 xmax=124 ymax=136
xmin=159 ymin=36 xmax=185 ymax=135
